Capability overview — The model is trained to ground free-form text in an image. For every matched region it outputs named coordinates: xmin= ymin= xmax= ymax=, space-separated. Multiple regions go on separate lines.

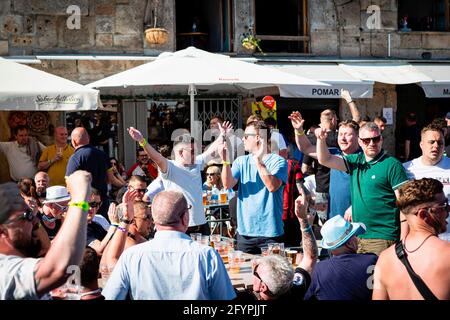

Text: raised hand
xmin=127 ymin=127 xmax=144 ymax=143
xmin=218 ymin=121 xmax=233 ymax=138
xmin=253 ymin=135 xmax=266 ymax=162
xmin=288 ymin=111 xmax=305 ymax=131
xmin=294 ymin=189 xmax=309 ymax=221
xmin=66 ymin=170 xmax=92 ymax=202
xmin=314 ymin=127 xmax=328 ymax=140
xmin=340 ymin=89 xmax=352 ymax=103
xmin=121 ymin=188 xmax=139 ymax=221
xmin=107 ymin=202 xmax=119 ymax=225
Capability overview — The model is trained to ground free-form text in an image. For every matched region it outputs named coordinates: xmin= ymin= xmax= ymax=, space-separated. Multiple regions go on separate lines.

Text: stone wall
xmin=309 ymin=0 xmax=450 ymax=59
xmin=0 ymin=0 xmax=155 ymax=55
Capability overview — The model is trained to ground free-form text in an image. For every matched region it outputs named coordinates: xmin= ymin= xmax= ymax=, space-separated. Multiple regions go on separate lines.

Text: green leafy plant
xmin=241 ymin=31 xmax=263 ymax=54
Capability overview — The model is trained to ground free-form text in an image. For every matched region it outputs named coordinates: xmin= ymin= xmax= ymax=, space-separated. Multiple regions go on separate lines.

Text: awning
xmin=0 ymin=58 xmax=101 ymax=111
xmin=412 ymin=64 xmax=450 ymax=98
xmin=339 ymin=62 xmax=433 ymax=85
xmin=265 ymin=63 xmax=373 ymax=98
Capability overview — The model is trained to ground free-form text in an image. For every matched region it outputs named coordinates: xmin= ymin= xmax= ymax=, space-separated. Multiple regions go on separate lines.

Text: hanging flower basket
xmin=145 ymin=27 xmax=168 ymax=45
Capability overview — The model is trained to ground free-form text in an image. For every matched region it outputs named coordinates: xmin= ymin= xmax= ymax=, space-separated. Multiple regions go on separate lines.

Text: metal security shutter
xmin=197 ymin=97 xmax=242 ymax=135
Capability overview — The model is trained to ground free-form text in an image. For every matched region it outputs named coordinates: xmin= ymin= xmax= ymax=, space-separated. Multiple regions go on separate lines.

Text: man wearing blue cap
xmin=304 ymin=215 xmax=378 ymax=300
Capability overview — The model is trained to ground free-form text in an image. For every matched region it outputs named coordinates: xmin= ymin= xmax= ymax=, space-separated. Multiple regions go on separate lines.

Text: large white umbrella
xmin=88 ymin=47 xmax=326 ymax=135
xmin=0 ymin=58 xmax=101 ymax=111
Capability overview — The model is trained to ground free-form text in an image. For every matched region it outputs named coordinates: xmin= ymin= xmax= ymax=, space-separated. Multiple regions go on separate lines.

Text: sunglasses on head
xmin=89 ymin=201 xmax=102 ymax=208
xmin=359 ymin=135 xmax=381 ymax=145
xmin=4 ymin=208 xmax=34 ymax=224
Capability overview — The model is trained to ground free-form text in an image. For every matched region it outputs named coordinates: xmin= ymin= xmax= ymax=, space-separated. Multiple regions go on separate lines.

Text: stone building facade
xmin=1 ymin=0 xmax=450 ymax=181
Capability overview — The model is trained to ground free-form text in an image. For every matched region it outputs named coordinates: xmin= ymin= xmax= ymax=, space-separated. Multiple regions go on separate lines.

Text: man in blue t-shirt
xmin=66 ymin=127 xmax=125 ymax=218
xmin=304 ymin=215 xmax=378 ymax=300
xmin=221 ymin=120 xmax=288 ymax=254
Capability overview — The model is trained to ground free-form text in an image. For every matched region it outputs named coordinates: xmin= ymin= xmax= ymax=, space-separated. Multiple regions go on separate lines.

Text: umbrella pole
xmin=188 ymin=84 xmax=197 ymax=140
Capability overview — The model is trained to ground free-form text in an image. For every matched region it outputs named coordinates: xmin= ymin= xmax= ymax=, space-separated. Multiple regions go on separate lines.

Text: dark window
xmin=398 ymin=0 xmax=450 ymax=31
xmin=175 ymin=0 xmax=234 ymax=52
xmin=254 ymin=0 xmax=309 ymax=53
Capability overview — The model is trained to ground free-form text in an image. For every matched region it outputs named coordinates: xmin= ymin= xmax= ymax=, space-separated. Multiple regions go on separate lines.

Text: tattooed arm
xmin=294 ymin=189 xmax=318 ymax=275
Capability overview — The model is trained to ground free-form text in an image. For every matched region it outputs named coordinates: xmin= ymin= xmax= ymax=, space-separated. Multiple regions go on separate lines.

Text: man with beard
xmin=373 ymin=178 xmax=450 ymax=300
xmin=0 ymin=170 xmax=91 ymax=299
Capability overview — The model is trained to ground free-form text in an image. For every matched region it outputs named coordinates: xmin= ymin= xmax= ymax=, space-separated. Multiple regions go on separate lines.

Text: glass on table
xmin=210 ymin=234 xmax=221 ymax=247
xmin=219 ymin=189 xmax=228 ymax=204
xmin=190 ymin=232 xmax=202 ymax=242
xmin=260 ymin=246 xmax=269 ymax=256
xmin=285 ymin=249 xmax=298 ymax=267
xmin=228 ymin=250 xmax=242 ymax=273
xmin=199 ymin=235 xmax=209 ymax=246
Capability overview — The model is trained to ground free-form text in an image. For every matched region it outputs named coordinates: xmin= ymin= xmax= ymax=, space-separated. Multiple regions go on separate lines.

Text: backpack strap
xmin=395 ymin=242 xmax=438 ymax=300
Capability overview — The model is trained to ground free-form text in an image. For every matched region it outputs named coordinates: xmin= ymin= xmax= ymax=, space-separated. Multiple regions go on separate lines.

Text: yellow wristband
xmin=295 ymin=130 xmax=305 ymax=137
xmin=68 ymin=201 xmax=90 ymax=212
xmin=139 ymin=138 xmax=147 ymax=147
xmin=222 ymin=161 xmax=231 ymax=166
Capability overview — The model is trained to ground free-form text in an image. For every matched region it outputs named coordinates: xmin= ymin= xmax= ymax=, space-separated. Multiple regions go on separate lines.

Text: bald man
xmin=38 ymin=126 xmax=74 ymax=186
xmin=103 ymin=190 xmax=236 ymax=300
xmin=66 ymin=127 xmax=125 ymax=218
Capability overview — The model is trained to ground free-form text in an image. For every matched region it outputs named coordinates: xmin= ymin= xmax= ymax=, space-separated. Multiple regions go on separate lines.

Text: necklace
xmin=403 ymin=233 xmax=435 ymax=253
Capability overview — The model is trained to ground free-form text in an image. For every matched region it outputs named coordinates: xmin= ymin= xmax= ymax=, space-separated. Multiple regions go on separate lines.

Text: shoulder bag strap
xmin=395 ymin=242 xmax=438 ymax=300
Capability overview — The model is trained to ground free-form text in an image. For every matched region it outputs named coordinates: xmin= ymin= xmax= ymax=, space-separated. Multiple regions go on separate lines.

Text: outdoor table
xmin=204 ymin=201 xmax=230 ymax=236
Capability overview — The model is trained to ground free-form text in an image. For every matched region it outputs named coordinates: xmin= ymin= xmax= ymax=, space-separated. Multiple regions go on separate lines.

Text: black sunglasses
xmin=359 ymin=135 xmax=381 ymax=145
xmin=129 ymin=186 xmax=147 ymax=193
xmin=206 ymin=173 xmax=218 ymax=176
xmin=89 ymin=201 xmax=102 ymax=208
xmin=4 ymin=208 xmax=34 ymax=224
xmin=253 ymin=264 xmax=274 ymax=296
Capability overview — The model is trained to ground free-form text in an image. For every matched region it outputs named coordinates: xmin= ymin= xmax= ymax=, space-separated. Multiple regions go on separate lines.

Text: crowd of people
xmin=0 ymin=89 xmax=449 ymax=300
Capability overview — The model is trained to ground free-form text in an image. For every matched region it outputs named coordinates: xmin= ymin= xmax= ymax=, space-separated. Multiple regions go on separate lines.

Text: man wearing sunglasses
xmin=39 ymin=186 xmax=71 ymax=240
xmin=127 ymin=122 xmax=232 ymax=236
xmin=314 ymin=121 xmax=409 ymax=255
xmin=0 ymin=170 xmax=92 ymax=299
xmin=403 ymin=123 xmax=450 ymax=239
xmin=103 ymin=190 xmax=235 ymax=300
xmin=373 ymin=178 xmax=450 ymax=300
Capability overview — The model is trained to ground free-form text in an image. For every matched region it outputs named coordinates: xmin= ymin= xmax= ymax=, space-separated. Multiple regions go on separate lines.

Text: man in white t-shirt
xmin=127 ymin=123 xmax=231 ymax=235
xmin=0 ymin=126 xmax=45 ymax=182
xmin=403 ymin=123 xmax=450 ymax=237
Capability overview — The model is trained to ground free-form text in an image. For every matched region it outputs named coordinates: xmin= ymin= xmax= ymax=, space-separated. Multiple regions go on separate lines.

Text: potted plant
xmin=144 ymin=0 xmax=168 ymax=45
xmin=241 ymin=27 xmax=263 ymax=54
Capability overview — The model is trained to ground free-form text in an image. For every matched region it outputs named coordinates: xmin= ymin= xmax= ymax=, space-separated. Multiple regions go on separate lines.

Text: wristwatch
xmin=120 ymin=218 xmax=132 ymax=224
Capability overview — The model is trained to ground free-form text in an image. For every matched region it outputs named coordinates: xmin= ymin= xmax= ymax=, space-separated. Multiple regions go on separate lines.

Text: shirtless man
xmin=373 ymin=178 xmax=450 ymax=300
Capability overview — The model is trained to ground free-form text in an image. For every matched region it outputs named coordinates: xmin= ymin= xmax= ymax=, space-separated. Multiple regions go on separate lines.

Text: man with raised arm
xmin=127 ymin=123 xmax=231 ymax=235
xmin=292 ymin=112 xmax=408 ymax=255
xmin=0 ymin=170 xmax=91 ymax=299
xmin=220 ymin=120 xmax=288 ymax=253
xmin=252 ymin=189 xmax=318 ymax=300
xmin=103 ymin=190 xmax=236 ymax=300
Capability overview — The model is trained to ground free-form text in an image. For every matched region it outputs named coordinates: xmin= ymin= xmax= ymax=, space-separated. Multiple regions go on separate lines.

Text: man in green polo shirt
xmin=312 ymin=122 xmax=408 ymax=255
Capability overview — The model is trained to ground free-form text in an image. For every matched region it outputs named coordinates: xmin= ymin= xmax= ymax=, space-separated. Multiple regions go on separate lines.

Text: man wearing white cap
xmin=304 ymin=215 xmax=378 ymax=300
xmin=38 ymin=186 xmax=71 ymax=240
